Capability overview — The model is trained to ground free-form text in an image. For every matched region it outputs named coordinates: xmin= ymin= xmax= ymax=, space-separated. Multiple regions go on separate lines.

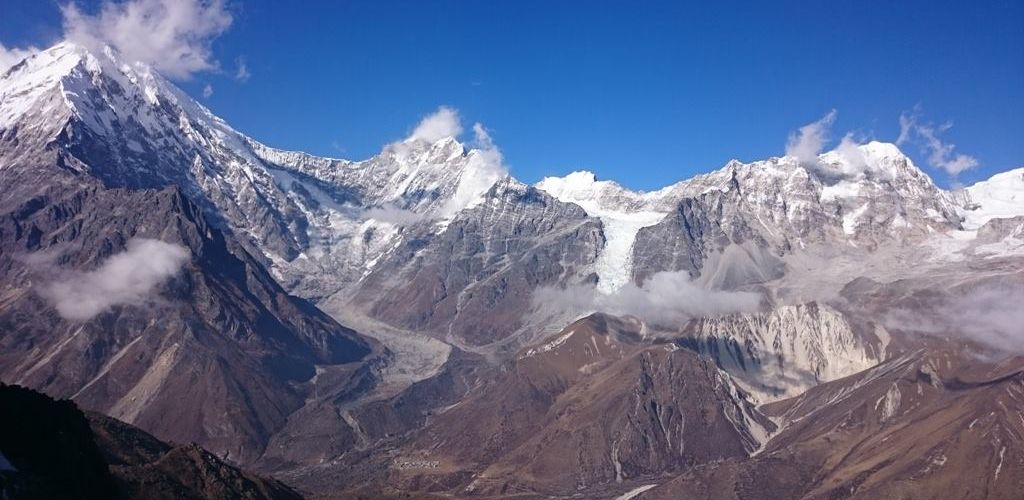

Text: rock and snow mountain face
xmin=341 ymin=314 xmax=776 ymax=498
xmin=0 ymin=43 xmax=603 ymax=348
xmin=959 ymin=167 xmax=1024 ymax=229
xmin=2 ymin=42 xmax=1018 ymax=349
xmin=3 ymin=40 xmax=1024 ymax=498
xmin=678 ymin=303 xmax=888 ymax=403
xmin=538 ymin=142 xmax=965 ymax=292
xmin=535 ymin=171 xmax=678 ymax=292
xmin=0 ymin=181 xmax=373 ymax=465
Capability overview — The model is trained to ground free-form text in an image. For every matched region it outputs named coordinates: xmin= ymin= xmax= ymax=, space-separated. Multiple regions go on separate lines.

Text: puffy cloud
xmin=61 ymin=0 xmax=233 ymax=80
xmin=0 ymin=43 xmax=38 ymax=72
xmin=437 ymin=122 xmax=509 ymax=217
xmin=532 ymin=271 xmax=762 ymax=329
xmin=202 ymin=83 xmax=213 ymax=98
xmin=833 ymin=133 xmax=869 ymax=175
xmin=813 ymin=132 xmax=898 ymax=183
xmin=234 ymin=57 xmax=250 ymax=82
xmin=362 ymin=203 xmax=424 ymax=226
xmin=785 ymin=110 xmax=837 ymax=165
xmin=406 ymin=106 xmax=462 ymax=143
xmin=385 ymin=107 xmax=509 ymax=219
xmin=897 ymin=110 xmax=978 ymax=176
xmin=37 ymin=238 xmax=190 ymax=321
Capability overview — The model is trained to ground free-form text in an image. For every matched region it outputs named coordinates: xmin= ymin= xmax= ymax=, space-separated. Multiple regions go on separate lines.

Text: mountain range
xmin=1 ymin=42 xmax=1022 ymax=499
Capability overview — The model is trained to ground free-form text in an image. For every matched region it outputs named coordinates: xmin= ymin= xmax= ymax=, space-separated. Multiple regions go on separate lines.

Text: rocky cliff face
xmin=0 ymin=172 xmax=372 ymax=464
xmin=3 ymin=40 xmax=1024 ymax=500
xmin=0 ymin=384 xmax=302 ymax=500
xmin=640 ymin=348 xmax=1024 ymax=500
xmin=1 ymin=42 xmax=992 ymax=351
xmin=627 ymin=145 xmax=962 ymax=288
xmin=678 ymin=303 xmax=887 ymax=402
xmin=348 ymin=178 xmax=603 ymax=346
xmin=330 ymin=314 xmax=775 ymax=498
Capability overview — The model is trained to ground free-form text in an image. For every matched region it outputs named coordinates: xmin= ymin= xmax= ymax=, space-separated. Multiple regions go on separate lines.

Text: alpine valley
xmin=1 ymin=42 xmax=1023 ymax=500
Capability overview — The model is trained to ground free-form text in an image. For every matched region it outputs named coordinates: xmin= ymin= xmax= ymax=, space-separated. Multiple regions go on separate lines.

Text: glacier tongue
xmin=536 ymin=171 xmax=669 ymax=292
xmin=591 ymin=210 xmax=667 ymax=292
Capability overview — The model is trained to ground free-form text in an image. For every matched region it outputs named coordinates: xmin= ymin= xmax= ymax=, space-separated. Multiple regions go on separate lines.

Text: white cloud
xmin=406 ymin=106 xmax=462 ymax=143
xmin=833 ymin=133 xmax=868 ymax=175
xmin=202 ymin=83 xmax=213 ymax=98
xmin=897 ymin=110 xmax=978 ymax=176
xmin=362 ymin=203 xmax=424 ymax=226
xmin=816 ymin=132 xmax=895 ymax=182
xmin=880 ymin=284 xmax=1024 ymax=355
xmin=897 ymin=112 xmax=914 ymax=146
xmin=947 ymin=285 xmax=1024 ymax=354
xmin=61 ymin=0 xmax=233 ymax=80
xmin=437 ymin=122 xmax=509 ymax=217
xmin=38 ymin=238 xmax=190 ymax=321
xmin=785 ymin=110 xmax=837 ymax=165
xmin=383 ymin=107 xmax=509 ymax=218
xmin=0 ymin=43 xmax=38 ymax=72
xmin=234 ymin=57 xmax=250 ymax=82
xmin=532 ymin=271 xmax=762 ymax=329
xmin=471 ymin=122 xmax=494 ymax=149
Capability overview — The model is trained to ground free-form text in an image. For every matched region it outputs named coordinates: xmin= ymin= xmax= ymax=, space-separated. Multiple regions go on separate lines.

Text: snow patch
xmin=522 ymin=328 xmax=577 ymax=358
xmin=878 ymin=382 xmax=901 ymax=422
xmin=616 ymin=484 xmax=658 ymax=500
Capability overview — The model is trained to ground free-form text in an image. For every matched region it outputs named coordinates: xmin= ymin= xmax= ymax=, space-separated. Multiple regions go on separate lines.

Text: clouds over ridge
xmin=532 ymin=271 xmax=762 ymax=330
xmin=381 ymin=106 xmax=510 ymax=219
xmin=0 ymin=43 xmax=39 ymax=72
xmin=61 ymin=0 xmax=233 ymax=80
xmin=785 ymin=109 xmax=837 ymax=166
xmin=879 ymin=283 xmax=1024 ymax=356
xmin=36 ymin=238 xmax=190 ymax=321
xmin=783 ymin=107 xmax=979 ymax=181
xmin=1 ymin=0 xmax=235 ymax=80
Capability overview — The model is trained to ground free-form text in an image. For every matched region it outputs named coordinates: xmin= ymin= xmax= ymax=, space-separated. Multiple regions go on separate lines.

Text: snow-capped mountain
xmin=3 ymin=42 xmax=1019 ymax=351
xmin=538 ymin=142 xmax=965 ymax=290
xmin=0 ymin=43 xmax=519 ymax=301
xmin=958 ymin=167 xmax=1024 ymax=229
xmin=3 ymin=40 xmax=1024 ymax=499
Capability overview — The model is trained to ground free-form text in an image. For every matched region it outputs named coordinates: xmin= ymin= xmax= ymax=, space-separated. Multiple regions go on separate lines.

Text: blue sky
xmin=1 ymin=0 xmax=1022 ymax=189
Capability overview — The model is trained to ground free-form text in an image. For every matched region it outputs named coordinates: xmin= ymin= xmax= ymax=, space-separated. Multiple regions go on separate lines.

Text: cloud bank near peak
xmin=382 ymin=107 xmax=510 ymax=219
xmin=0 ymin=43 xmax=40 ymax=72
xmin=37 ymin=238 xmax=190 ymax=321
xmin=785 ymin=109 xmax=837 ymax=166
xmin=405 ymin=106 xmax=463 ymax=144
xmin=783 ymin=111 xmax=883 ymax=182
xmin=436 ymin=122 xmax=509 ymax=217
xmin=61 ymin=0 xmax=233 ymax=80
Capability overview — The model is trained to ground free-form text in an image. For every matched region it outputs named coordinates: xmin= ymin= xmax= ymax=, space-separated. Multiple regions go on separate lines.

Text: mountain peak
xmin=0 ymin=40 xmax=178 ymax=136
xmin=859 ymin=140 xmax=905 ymax=159
xmin=536 ymin=170 xmax=599 ymax=192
